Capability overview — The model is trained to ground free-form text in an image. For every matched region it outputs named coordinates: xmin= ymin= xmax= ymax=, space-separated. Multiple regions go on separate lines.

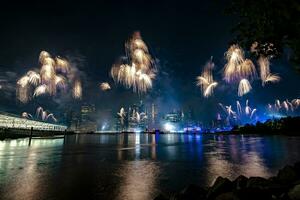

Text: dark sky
xmin=0 ymin=0 xmax=299 ymax=122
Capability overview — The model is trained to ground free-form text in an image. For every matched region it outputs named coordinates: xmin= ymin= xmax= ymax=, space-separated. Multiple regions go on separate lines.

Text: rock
xmin=294 ymin=162 xmax=300 ymax=178
xmin=215 ymin=192 xmax=239 ymax=200
xmin=176 ymin=184 xmax=207 ymax=200
xmin=154 ymin=193 xmax=169 ymax=200
xmin=277 ymin=165 xmax=298 ymax=184
xmin=235 ymin=188 xmax=273 ymax=200
xmin=246 ymin=177 xmax=270 ymax=189
xmin=293 ymin=180 xmax=300 ymax=186
xmin=207 ymin=177 xmax=233 ymax=199
xmin=233 ymin=175 xmax=248 ymax=190
xmin=289 ymin=184 xmax=300 ymax=200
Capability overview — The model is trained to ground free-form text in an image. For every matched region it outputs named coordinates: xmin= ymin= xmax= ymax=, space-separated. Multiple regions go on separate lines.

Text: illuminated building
xmin=0 ymin=112 xmax=66 ymax=131
xmin=78 ymin=104 xmax=97 ymax=132
xmin=161 ymin=110 xmax=184 ymax=132
xmin=115 ymin=101 xmax=152 ymax=132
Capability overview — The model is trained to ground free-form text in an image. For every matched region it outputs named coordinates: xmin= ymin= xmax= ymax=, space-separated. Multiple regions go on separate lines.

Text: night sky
xmin=0 ymin=0 xmax=299 ymax=123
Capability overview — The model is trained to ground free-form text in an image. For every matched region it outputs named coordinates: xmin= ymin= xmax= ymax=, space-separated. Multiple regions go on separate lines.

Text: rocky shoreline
xmin=154 ymin=162 xmax=300 ymax=200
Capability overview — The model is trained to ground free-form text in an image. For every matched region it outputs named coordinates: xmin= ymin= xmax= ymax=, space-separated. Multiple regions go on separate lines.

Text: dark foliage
xmin=225 ymin=0 xmax=300 ymax=68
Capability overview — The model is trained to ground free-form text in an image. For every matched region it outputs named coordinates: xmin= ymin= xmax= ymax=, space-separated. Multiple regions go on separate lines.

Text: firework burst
xmin=110 ymin=32 xmax=156 ymax=94
xmin=266 ymin=98 xmax=300 ymax=117
xmin=22 ymin=107 xmax=57 ymax=122
xmin=16 ymin=51 xmax=82 ymax=103
xmin=238 ymin=79 xmax=252 ymax=96
xmin=222 ymin=45 xmax=258 ymax=97
xmin=100 ymin=82 xmax=111 ymax=91
xmin=219 ymin=100 xmax=258 ymax=125
xmin=196 ymin=58 xmax=218 ymax=97
xmin=258 ymin=56 xmax=280 ymax=86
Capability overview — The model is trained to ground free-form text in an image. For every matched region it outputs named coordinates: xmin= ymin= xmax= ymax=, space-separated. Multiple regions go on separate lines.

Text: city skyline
xmin=0 ymin=1 xmax=300 ymax=125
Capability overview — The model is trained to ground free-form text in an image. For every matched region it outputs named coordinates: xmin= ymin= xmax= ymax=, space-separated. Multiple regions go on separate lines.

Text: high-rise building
xmin=78 ymin=104 xmax=97 ymax=132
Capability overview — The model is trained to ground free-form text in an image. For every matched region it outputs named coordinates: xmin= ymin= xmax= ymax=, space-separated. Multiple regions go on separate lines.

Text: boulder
xmin=215 ymin=192 xmax=239 ymax=200
xmin=294 ymin=162 xmax=300 ymax=179
xmin=154 ymin=193 xmax=169 ymax=200
xmin=289 ymin=184 xmax=300 ymax=200
xmin=277 ymin=165 xmax=298 ymax=184
xmin=235 ymin=188 xmax=273 ymax=200
xmin=207 ymin=177 xmax=233 ymax=199
xmin=233 ymin=175 xmax=248 ymax=190
xmin=246 ymin=177 xmax=270 ymax=189
xmin=176 ymin=184 xmax=207 ymax=200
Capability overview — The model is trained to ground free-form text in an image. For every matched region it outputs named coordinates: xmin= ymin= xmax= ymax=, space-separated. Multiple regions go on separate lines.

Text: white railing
xmin=0 ymin=113 xmax=67 ymax=131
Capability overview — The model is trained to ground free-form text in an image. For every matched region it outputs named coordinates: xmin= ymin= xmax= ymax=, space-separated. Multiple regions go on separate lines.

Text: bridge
xmin=0 ymin=112 xmax=67 ymax=131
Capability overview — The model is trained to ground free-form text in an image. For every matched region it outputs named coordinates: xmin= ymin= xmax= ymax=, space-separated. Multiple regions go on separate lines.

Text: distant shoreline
xmin=1 ymin=116 xmax=300 ymax=140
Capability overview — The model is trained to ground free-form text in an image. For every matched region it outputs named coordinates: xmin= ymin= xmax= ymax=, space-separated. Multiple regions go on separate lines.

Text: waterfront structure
xmin=0 ymin=112 xmax=67 ymax=131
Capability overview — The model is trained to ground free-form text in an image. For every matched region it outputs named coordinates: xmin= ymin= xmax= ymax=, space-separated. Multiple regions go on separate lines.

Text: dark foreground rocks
xmin=154 ymin=162 xmax=300 ymax=200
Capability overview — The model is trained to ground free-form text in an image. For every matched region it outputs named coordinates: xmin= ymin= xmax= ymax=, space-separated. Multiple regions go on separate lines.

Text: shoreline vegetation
xmin=230 ymin=116 xmax=300 ymax=135
xmin=154 ymin=162 xmax=300 ymax=200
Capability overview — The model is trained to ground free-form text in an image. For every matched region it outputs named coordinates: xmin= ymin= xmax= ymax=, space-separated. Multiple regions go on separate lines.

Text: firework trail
xmin=16 ymin=75 xmax=31 ymax=103
xmin=110 ymin=32 xmax=156 ymax=94
xmin=41 ymin=111 xmax=48 ymax=121
xmin=55 ymin=56 xmax=70 ymax=74
xmin=266 ymin=98 xmax=300 ymax=117
xmin=36 ymin=106 xmax=44 ymax=119
xmin=238 ymin=79 xmax=252 ymax=96
xmin=100 ymin=82 xmax=111 ymax=91
xmin=23 ymin=107 xmax=57 ymax=122
xmin=237 ymin=101 xmax=242 ymax=116
xmin=16 ymin=51 xmax=82 ymax=103
xmin=46 ymin=113 xmax=57 ymax=122
xmin=292 ymin=99 xmax=300 ymax=108
xmin=250 ymin=109 xmax=257 ymax=119
xmin=219 ymin=100 xmax=258 ymax=125
xmin=72 ymin=80 xmax=82 ymax=99
xmin=33 ymin=84 xmax=48 ymax=97
xmin=27 ymin=71 xmax=41 ymax=86
xmin=55 ymin=75 xmax=67 ymax=90
xmin=196 ymin=58 xmax=218 ymax=97
xmin=204 ymin=82 xmax=218 ymax=97
xmin=21 ymin=112 xmax=33 ymax=119
xmin=258 ymin=56 xmax=280 ymax=86
xmin=118 ymin=107 xmax=126 ymax=126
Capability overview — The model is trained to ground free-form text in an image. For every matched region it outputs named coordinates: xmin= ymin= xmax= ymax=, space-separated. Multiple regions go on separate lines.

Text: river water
xmin=0 ymin=133 xmax=300 ymax=200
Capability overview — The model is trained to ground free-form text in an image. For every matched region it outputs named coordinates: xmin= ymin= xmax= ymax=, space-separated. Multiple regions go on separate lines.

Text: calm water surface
xmin=1 ymin=134 xmax=300 ymax=200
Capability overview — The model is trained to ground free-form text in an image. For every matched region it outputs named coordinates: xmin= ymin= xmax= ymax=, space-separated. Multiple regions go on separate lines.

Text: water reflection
xmin=0 ymin=134 xmax=300 ymax=200
xmin=115 ymin=161 xmax=159 ymax=200
xmin=0 ymin=138 xmax=63 ymax=200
